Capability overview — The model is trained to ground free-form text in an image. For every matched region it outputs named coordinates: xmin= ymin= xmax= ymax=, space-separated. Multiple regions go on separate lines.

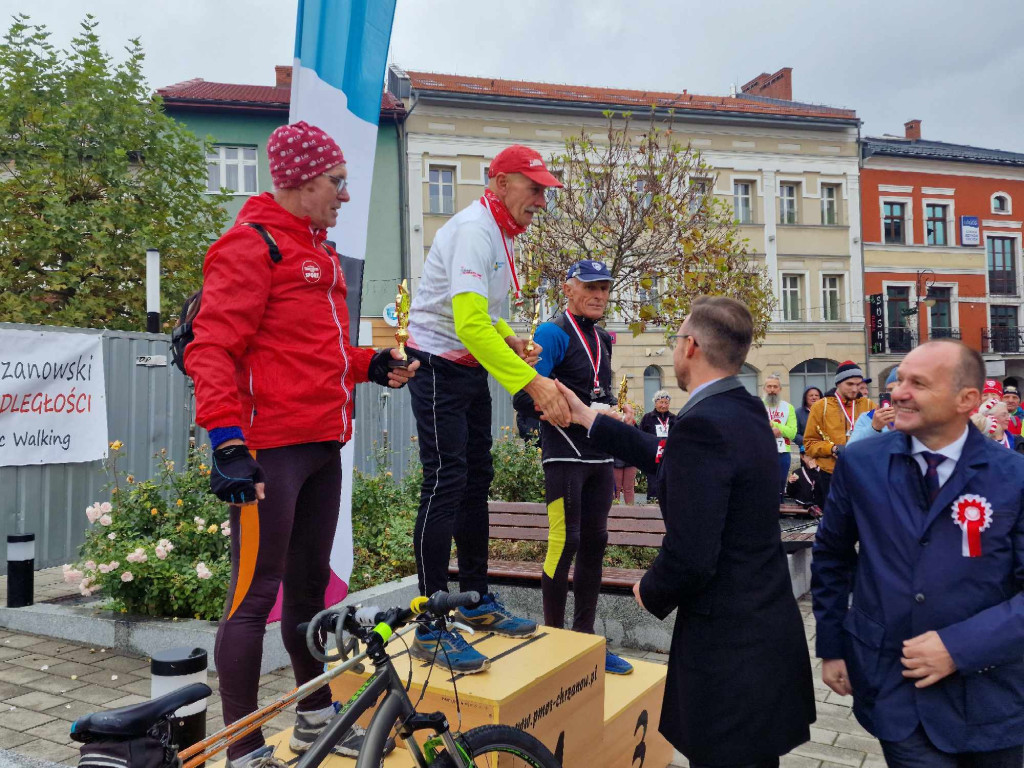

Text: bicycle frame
xmin=297 ymin=646 xmax=465 ymax=768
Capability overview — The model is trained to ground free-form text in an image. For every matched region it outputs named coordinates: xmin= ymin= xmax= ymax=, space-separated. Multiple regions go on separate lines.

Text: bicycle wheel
xmin=431 ymin=724 xmax=560 ymax=768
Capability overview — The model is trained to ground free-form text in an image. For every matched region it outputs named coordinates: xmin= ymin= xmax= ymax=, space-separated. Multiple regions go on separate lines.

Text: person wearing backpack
xmin=184 ymin=121 xmax=417 ymax=768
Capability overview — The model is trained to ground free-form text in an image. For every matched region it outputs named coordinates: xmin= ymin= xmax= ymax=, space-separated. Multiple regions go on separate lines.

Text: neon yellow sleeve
xmin=452 ymin=292 xmax=536 ymax=395
xmin=493 ymin=318 xmax=515 ymax=339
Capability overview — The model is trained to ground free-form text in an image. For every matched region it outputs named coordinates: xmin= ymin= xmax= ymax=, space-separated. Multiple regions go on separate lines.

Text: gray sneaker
xmin=290 ymin=710 xmax=396 ymax=758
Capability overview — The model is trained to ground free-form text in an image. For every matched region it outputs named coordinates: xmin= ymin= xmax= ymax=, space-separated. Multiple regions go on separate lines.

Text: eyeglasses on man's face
xmin=324 ymin=172 xmax=348 ymax=194
xmin=666 ymin=334 xmax=698 ymax=351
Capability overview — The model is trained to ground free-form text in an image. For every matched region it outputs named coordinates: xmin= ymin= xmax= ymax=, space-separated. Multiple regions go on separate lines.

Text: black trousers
xmin=881 ymin=725 xmax=1023 ymax=768
xmin=541 ymin=461 xmax=613 ymax=634
xmin=408 ymin=350 xmax=493 ymax=597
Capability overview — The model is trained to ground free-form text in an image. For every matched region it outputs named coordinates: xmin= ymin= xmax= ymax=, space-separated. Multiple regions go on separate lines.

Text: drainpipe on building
xmin=858 ymin=122 xmax=871 ymax=380
xmin=396 ymin=93 xmax=418 ymax=283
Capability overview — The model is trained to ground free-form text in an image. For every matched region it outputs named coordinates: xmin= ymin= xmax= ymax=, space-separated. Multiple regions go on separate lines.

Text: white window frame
xmin=820 ymin=184 xmax=840 ymax=226
xmin=688 ymin=176 xmax=711 ymax=215
xmin=733 ymin=180 xmax=754 ymax=224
xmin=991 ymin=191 xmax=1013 ymax=215
xmin=427 ymin=164 xmax=457 ymax=215
xmin=881 ymin=280 xmax=917 ymax=352
xmin=820 ymin=273 xmax=844 ymax=321
xmin=925 ymin=281 xmax=960 ymax=336
xmin=206 ymin=145 xmax=258 ymax=195
xmin=879 ymin=197 xmax=914 ymax=245
xmin=779 ymin=182 xmax=799 ymax=225
xmin=780 ymin=272 xmax=806 ymax=321
xmin=984 ymin=232 xmax=1024 ymax=298
xmin=921 ymin=198 xmax=956 ymax=246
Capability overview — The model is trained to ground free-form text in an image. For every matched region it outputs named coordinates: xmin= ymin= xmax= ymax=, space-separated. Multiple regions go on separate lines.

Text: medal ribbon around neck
xmin=836 ymin=395 xmax=856 ymax=433
xmin=565 ymin=311 xmax=602 ymax=395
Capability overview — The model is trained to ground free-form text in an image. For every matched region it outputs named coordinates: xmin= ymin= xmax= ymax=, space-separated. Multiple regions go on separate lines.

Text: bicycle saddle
xmin=71 ymin=682 xmax=212 ymax=742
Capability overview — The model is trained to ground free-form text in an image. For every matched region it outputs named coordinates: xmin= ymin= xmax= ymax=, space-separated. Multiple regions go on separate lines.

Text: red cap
xmin=267 ymin=121 xmax=345 ymax=189
xmin=983 ymin=379 xmax=1003 ymax=397
xmin=489 ymin=145 xmax=563 ymax=187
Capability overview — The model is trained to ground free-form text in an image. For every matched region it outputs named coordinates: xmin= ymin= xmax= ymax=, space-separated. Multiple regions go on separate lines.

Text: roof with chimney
xmin=401 ymin=67 xmax=857 ymax=124
xmin=863 ymin=136 xmax=1024 ymax=167
xmin=157 ymin=68 xmax=405 ymax=118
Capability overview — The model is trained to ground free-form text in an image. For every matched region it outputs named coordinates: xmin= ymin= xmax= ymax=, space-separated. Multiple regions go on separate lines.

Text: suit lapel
xmin=887 ymin=436 xmax=928 ymax=535
xmin=679 ymin=376 xmax=745 ymax=416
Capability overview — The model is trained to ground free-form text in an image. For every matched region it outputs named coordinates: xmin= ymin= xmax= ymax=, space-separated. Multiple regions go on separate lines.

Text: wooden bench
xmin=450 ymin=501 xmax=816 ymax=594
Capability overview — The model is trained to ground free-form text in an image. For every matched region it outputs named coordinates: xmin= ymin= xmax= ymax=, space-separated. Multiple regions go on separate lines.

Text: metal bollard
xmin=6 ymin=534 xmax=35 ymax=608
xmin=151 ymin=647 xmax=208 ymax=754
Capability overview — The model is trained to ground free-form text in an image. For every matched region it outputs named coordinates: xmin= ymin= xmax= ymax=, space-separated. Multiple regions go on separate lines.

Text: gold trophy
xmin=524 ymin=302 xmax=541 ymax=358
xmin=617 ymin=375 xmax=629 ymax=413
xmin=389 ymin=280 xmax=411 ymax=369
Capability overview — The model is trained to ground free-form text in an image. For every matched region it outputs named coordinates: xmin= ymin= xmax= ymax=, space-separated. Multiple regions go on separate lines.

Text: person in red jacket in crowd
xmin=185 ymin=122 xmax=418 ymax=768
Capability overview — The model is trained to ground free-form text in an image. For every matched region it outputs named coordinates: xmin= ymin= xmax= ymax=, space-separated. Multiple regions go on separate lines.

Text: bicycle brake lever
xmin=451 ymin=621 xmax=476 ymax=636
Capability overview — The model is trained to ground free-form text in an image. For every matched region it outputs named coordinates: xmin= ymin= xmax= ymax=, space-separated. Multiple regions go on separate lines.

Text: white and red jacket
xmin=186 ymin=193 xmax=374 ymax=449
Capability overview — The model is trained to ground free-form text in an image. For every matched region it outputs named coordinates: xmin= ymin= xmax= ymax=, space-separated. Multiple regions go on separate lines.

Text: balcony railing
xmin=886 ymin=326 xmax=917 ymax=354
xmin=928 ymin=327 xmax=961 ymax=340
xmin=983 ymin=327 xmax=1023 ymax=354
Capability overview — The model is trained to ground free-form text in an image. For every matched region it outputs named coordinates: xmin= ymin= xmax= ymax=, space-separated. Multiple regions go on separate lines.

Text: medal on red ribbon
xmin=565 ymin=312 xmax=603 ymax=398
xmin=951 ymin=494 xmax=993 ymax=557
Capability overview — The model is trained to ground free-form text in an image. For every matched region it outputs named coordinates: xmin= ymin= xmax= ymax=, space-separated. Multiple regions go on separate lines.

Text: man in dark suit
xmin=812 ymin=339 xmax=1024 ymax=768
xmin=554 ymin=296 xmax=815 ymax=768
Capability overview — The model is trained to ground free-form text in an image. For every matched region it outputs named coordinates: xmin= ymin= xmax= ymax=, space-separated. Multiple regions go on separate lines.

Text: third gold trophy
xmin=389 ymin=279 xmax=411 ymax=369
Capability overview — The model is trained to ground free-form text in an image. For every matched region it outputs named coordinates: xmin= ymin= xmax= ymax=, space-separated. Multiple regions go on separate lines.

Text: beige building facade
xmin=388 ymin=66 xmax=865 ymax=410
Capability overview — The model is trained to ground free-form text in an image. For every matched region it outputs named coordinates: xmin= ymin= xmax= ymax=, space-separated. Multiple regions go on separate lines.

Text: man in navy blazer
xmin=812 ymin=339 xmax=1024 ymax=768
xmin=554 ymin=296 xmax=815 ymax=768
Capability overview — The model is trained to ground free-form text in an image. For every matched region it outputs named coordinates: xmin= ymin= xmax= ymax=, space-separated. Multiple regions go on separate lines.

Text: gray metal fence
xmin=0 ymin=322 xmax=518 ymax=572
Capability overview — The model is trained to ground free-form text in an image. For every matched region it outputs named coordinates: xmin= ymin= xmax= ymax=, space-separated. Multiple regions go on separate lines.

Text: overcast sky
xmin=6 ymin=0 xmax=1024 ymax=152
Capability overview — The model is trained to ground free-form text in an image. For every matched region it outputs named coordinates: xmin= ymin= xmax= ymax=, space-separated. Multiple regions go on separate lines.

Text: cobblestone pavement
xmin=0 ymin=569 xmax=879 ymax=767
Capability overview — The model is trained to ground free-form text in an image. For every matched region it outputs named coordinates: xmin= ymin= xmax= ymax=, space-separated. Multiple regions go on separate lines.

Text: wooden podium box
xmin=329 ymin=627 xmax=606 ymax=766
xmin=602 ymin=658 xmax=673 ymax=768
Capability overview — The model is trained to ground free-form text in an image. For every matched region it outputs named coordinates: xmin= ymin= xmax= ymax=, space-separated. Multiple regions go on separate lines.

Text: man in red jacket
xmin=186 ymin=122 xmax=417 ymax=768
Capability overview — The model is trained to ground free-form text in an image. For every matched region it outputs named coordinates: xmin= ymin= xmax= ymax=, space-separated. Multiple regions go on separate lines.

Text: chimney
xmin=904 ymin=119 xmax=922 ymax=140
xmin=740 ymin=67 xmax=793 ymax=101
xmin=275 ymin=65 xmax=292 ymax=89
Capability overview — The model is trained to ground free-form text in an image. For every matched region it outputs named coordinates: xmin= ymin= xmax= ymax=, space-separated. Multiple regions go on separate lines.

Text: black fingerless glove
xmin=368 ymin=349 xmax=401 ymax=387
xmin=210 ymin=444 xmax=264 ymax=504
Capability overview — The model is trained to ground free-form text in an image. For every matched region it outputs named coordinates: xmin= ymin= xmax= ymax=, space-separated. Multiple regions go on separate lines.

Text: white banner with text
xmin=0 ymin=329 xmax=108 ymax=466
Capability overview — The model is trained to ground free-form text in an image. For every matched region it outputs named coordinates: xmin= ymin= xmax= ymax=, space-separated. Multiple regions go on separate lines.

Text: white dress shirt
xmin=909 ymin=425 xmax=970 ymax=488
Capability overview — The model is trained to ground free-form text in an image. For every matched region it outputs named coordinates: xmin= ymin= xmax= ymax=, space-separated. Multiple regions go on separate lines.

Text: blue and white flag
xmin=288 ymin=0 xmax=398 ymax=610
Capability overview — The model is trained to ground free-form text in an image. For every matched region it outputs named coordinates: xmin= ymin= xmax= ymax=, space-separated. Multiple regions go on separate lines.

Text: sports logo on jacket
xmin=302 ymin=260 xmax=321 ymax=283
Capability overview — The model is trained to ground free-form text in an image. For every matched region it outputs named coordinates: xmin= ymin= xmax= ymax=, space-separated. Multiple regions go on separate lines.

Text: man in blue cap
xmin=848 ymin=367 xmax=899 ymax=443
xmin=513 ymin=259 xmax=634 ymax=674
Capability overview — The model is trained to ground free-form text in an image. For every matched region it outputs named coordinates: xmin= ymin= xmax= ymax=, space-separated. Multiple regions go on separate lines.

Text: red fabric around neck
xmin=481 ymin=188 xmax=527 ymax=238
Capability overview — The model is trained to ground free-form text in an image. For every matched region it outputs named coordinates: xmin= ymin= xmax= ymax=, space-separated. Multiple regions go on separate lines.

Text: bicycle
xmin=70 ymin=591 xmax=560 ymax=768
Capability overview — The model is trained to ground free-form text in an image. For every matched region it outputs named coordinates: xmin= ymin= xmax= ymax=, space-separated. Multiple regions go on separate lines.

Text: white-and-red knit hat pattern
xmin=267 ymin=121 xmax=345 ymax=189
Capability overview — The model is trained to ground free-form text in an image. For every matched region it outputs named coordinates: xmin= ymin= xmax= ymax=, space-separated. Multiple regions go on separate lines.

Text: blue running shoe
xmin=605 ymin=650 xmax=634 ymax=675
xmin=410 ymin=625 xmax=490 ymax=674
xmin=455 ymin=592 xmax=538 ymax=638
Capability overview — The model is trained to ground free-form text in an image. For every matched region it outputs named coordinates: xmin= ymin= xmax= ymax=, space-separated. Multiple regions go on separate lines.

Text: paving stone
xmin=825 ymin=690 xmax=855 ymax=707
xmin=45 ymin=661 xmax=102 ymax=679
xmin=815 ymin=701 xmax=857 ymax=718
xmin=0 ymin=726 xmax=33 ymax=750
xmin=115 ymin=678 xmax=152 ymax=696
xmin=21 ymin=738 xmax=79 ymax=765
xmin=25 ymin=718 xmax=76 ymax=746
xmin=91 ymin=655 xmax=149 ymax=673
xmin=21 ymin=641 xmax=77 ymax=658
xmin=814 ymin=688 xmax=831 ymax=702
xmin=103 ymin=693 xmax=147 ymax=709
xmin=781 ymin=754 xmax=822 ymax=768
xmin=0 ymin=684 xmax=31 ymax=701
xmin=0 ymin=707 xmax=55 ymax=731
xmin=54 ymin=647 xmax=106 ymax=665
xmin=812 ymin=714 xmax=873 ymax=739
xmin=259 ymin=676 xmax=297 ymax=695
xmin=6 ymin=654 xmax=63 ymax=671
xmin=44 ymin=700 xmax=98 ymax=721
xmin=78 ymin=669 xmax=142 ymax=687
xmin=810 ymin=727 xmax=838 ymax=745
xmin=23 ymin=676 xmax=87 ymax=696
xmin=3 ymin=691 xmax=70 ymax=711
xmin=791 ymin=741 xmax=866 ymax=767
xmin=834 ymin=734 xmax=883 ymax=756
xmin=63 ymin=684 xmax=125 ymax=706
xmin=670 ymin=749 xmax=689 ymax=767
xmin=0 ymin=634 xmax=44 ymax=649
xmin=861 ymin=755 xmax=886 ymax=768
xmin=0 ymin=666 xmax=48 ymax=686
xmin=0 ymin=647 xmax=30 ymax=662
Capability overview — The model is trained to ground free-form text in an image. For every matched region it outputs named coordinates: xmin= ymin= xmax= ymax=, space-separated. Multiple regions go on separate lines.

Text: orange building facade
xmin=861 ymin=124 xmax=1024 ymax=382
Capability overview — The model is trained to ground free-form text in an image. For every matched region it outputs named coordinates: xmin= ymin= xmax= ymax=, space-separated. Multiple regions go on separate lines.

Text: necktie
xmin=921 ymin=452 xmax=945 ymax=504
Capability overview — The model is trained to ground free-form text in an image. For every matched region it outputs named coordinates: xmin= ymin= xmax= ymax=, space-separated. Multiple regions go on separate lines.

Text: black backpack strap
xmin=241 ymin=222 xmax=283 ymax=263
